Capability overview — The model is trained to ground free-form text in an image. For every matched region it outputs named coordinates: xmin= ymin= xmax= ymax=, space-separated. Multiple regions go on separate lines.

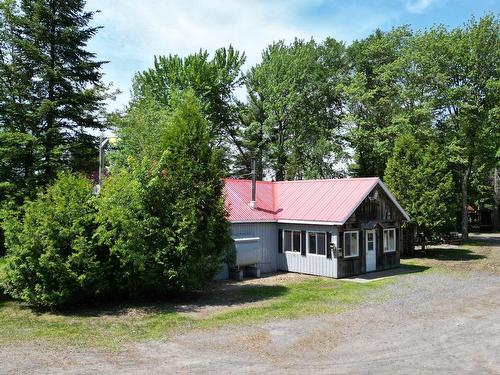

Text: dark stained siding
xmin=338 ymin=185 xmax=406 ymax=277
xmin=337 ymin=229 xmax=364 ymax=278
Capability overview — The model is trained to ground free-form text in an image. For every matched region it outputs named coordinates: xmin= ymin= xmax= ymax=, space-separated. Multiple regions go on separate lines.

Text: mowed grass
xmin=0 ymin=277 xmax=391 ymax=350
xmin=401 ymin=239 xmax=499 ymax=275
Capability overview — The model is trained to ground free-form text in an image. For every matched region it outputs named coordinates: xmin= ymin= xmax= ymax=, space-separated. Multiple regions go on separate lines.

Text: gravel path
xmin=1 ymin=235 xmax=500 ymax=374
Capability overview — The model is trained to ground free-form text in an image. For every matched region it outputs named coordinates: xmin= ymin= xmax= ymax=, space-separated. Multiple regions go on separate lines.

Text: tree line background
xmin=121 ymin=15 xmax=499 ymax=240
xmin=0 ymin=1 xmax=498 ymax=307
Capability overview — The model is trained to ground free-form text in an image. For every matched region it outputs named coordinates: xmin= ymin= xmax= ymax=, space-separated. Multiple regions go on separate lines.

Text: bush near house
xmin=0 ymin=91 xmax=232 ymax=309
xmin=95 ymin=91 xmax=232 ymax=297
xmin=1 ymin=174 xmax=104 ymax=308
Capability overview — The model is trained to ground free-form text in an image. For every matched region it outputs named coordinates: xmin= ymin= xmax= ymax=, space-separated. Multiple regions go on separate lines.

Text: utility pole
xmin=98 ymin=133 xmax=110 ymax=194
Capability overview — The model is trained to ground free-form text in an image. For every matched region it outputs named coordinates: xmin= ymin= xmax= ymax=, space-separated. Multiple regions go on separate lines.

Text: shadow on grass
xmin=398 ymin=263 xmax=430 ymax=273
xmin=415 ymin=247 xmax=485 ymax=262
xmin=49 ymin=284 xmax=290 ymax=318
xmin=346 ymin=264 xmax=430 ymax=281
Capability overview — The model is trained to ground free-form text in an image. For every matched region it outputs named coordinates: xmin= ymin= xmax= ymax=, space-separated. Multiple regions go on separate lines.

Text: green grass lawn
xmin=2 ymin=239 xmax=492 ymax=350
xmin=0 ymin=277 xmax=391 ymax=350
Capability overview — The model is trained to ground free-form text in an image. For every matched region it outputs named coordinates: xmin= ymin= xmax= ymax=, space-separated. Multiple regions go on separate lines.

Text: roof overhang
xmin=277 ymin=219 xmax=343 ymax=226
xmin=229 ymin=219 xmax=343 ymax=226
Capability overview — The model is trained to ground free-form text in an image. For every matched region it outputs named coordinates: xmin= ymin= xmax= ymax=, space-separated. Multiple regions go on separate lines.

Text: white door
xmin=365 ymin=230 xmax=376 ymax=272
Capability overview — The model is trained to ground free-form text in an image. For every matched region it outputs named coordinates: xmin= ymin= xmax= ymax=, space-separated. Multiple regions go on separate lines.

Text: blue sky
xmin=85 ymin=0 xmax=499 ymax=111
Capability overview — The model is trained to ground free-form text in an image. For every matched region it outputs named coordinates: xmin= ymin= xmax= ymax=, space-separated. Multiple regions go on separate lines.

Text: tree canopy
xmin=0 ymin=0 xmax=108 ymax=193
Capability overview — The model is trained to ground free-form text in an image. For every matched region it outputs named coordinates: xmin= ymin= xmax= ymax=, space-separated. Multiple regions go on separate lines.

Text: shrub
xmin=95 ymin=91 xmax=232 ymax=297
xmin=0 ymin=174 xmax=107 ymax=308
xmin=94 ymin=168 xmax=163 ymax=297
xmin=1 ymin=92 xmax=233 ymax=308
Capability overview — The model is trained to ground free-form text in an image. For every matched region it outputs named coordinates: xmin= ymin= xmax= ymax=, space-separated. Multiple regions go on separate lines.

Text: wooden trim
xmin=383 ymin=228 xmax=397 ymax=253
xmin=278 ymin=219 xmax=343 ymax=225
xmin=301 ymin=230 xmax=307 ymax=256
xmin=344 ymin=230 xmax=360 ymax=258
xmin=307 ymin=231 xmax=327 ymax=256
xmin=278 ymin=228 xmax=283 ymax=253
xmin=377 ymin=180 xmax=411 ymax=221
xmin=326 ymin=232 xmax=332 ymax=259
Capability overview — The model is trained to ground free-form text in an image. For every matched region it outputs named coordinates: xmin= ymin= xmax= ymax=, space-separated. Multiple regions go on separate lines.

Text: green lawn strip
xmin=0 ymin=278 xmax=392 ymax=349
xmin=197 ymin=279 xmax=391 ymax=328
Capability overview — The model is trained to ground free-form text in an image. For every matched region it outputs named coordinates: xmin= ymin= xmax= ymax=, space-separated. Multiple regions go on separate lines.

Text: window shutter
xmin=278 ymin=229 xmax=283 ymax=253
xmin=396 ymin=227 xmax=400 ymax=252
xmin=326 ymin=232 xmax=332 ymax=259
xmin=338 ymin=231 xmax=343 ymax=258
xmin=301 ymin=230 xmax=307 ymax=256
xmin=359 ymin=230 xmax=363 ymax=256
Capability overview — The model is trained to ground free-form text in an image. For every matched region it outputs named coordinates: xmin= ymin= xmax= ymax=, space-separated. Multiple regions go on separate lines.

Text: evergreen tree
xmin=0 ymin=0 xmax=108 ymax=197
xmin=385 ymin=134 xmax=456 ymax=248
xmin=403 ymin=14 xmax=499 ymax=239
xmin=96 ymin=91 xmax=232 ymax=296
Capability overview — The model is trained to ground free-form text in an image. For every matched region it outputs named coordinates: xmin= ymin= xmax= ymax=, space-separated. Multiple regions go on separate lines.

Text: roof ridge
xmin=273 ymin=177 xmax=380 ymax=184
xmin=223 ymin=178 xmax=275 ymax=184
xmin=224 ymin=177 xmax=380 ymax=185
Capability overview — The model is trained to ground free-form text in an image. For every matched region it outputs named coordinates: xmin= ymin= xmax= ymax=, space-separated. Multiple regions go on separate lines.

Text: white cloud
xmin=405 ymin=0 xmax=438 ymax=13
xmin=85 ymin=0 xmax=398 ymax=110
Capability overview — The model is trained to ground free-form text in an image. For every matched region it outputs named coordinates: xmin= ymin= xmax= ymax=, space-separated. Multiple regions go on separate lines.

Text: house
xmin=222 ymin=177 xmax=411 ymax=279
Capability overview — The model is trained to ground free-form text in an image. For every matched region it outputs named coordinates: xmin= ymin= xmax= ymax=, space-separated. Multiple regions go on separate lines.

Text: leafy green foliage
xmin=96 ymin=91 xmax=232 ymax=297
xmin=345 ymin=27 xmax=427 ymax=178
xmin=401 ymin=15 xmax=500 ymax=238
xmin=244 ymin=38 xmax=348 ymax=180
xmin=110 ymin=94 xmax=171 ymax=170
xmin=0 ymin=174 xmax=105 ymax=308
xmin=131 ymin=46 xmax=245 ymax=159
xmin=1 ymin=92 xmax=232 ymax=308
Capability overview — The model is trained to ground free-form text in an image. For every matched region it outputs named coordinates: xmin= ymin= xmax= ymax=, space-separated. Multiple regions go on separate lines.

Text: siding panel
xmin=276 ymin=224 xmax=338 ymax=278
xmin=231 ymin=223 xmax=278 ymax=273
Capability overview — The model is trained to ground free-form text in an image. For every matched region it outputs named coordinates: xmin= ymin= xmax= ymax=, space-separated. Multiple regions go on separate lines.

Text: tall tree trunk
xmin=461 ymin=166 xmax=471 ymax=240
xmin=494 ymin=166 xmax=500 ymax=232
xmin=44 ymin=3 xmax=57 ymax=182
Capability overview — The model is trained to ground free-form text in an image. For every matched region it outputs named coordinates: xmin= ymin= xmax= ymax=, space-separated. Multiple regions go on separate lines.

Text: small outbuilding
xmin=222 ymin=177 xmax=411 ymax=279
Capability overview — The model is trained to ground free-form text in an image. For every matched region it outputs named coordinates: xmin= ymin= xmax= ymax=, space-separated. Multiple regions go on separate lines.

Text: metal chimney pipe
xmin=250 ymin=159 xmax=256 ymax=208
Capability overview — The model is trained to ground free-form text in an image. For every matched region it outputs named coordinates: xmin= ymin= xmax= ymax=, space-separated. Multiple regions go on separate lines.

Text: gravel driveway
xmin=1 ymin=234 xmax=500 ymax=374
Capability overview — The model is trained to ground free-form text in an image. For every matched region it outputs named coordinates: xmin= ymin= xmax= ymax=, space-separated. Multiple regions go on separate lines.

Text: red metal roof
xmin=223 ymin=177 xmax=408 ymax=224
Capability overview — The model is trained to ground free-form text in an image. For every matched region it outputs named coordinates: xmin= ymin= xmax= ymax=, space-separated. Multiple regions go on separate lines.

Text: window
xmin=383 ymin=202 xmax=393 ymax=220
xmin=344 ymin=231 xmax=359 ymax=258
xmin=308 ymin=232 xmax=326 ymax=255
xmin=366 ymin=231 xmax=375 ymax=252
xmin=283 ymin=230 xmax=301 ymax=253
xmin=383 ymin=228 xmax=396 ymax=253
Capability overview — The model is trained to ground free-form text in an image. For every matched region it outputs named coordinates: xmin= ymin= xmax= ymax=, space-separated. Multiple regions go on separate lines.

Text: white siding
xmin=277 ymin=224 xmax=338 ymax=278
xmin=231 ymin=223 xmax=278 ymax=273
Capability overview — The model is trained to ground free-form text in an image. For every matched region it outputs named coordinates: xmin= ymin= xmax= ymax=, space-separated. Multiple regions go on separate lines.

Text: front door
xmin=365 ymin=230 xmax=376 ymax=272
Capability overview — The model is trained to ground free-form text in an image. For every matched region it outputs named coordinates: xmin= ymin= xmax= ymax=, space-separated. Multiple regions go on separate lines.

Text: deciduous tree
xmin=245 ymin=38 xmax=348 ymax=180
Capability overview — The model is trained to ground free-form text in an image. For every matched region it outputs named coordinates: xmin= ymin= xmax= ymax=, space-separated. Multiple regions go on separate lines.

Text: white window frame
xmin=383 ymin=228 xmax=396 ymax=253
xmin=283 ymin=229 xmax=301 ymax=253
xmin=307 ymin=231 xmax=327 ymax=256
xmin=344 ymin=231 xmax=359 ymax=258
